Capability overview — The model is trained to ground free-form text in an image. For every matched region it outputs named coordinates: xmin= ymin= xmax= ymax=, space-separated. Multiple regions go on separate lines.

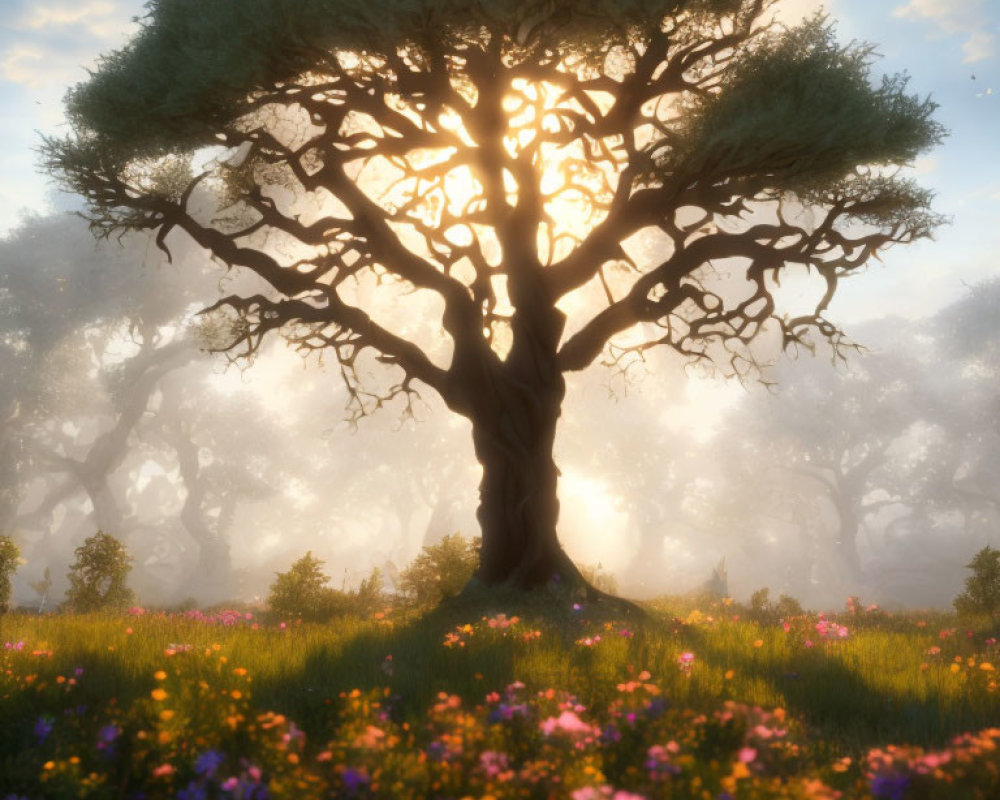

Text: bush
xmin=747 ymin=587 xmax=804 ymax=625
xmin=64 ymin=531 xmax=136 ymax=613
xmin=398 ymin=534 xmax=479 ymax=607
xmin=955 ymin=546 xmax=1000 ymax=620
xmin=268 ymin=551 xmax=383 ymax=621
xmin=0 ymin=535 xmax=20 ymax=615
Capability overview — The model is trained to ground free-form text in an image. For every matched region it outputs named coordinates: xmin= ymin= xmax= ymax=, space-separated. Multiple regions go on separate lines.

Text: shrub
xmin=748 ymin=587 xmax=804 ymax=625
xmin=0 ymin=535 xmax=20 ymax=615
xmin=64 ymin=531 xmax=136 ymax=613
xmin=268 ymin=552 xmax=383 ymax=621
xmin=398 ymin=534 xmax=479 ymax=607
xmin=954 ymin=546 xmax=1000 ymax=620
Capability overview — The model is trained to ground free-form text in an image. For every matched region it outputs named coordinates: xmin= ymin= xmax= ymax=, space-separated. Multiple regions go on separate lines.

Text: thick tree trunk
xmin=469 ymin=375 xmax=569 ymax=588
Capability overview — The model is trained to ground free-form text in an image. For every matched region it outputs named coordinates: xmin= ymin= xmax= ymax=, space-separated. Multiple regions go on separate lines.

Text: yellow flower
xmin=154 ymin=670 xmax=167 ymax=681
xmin=151 ymin=688 xmax=168 ymax=701
xmin=950 ymin=663 xmax=961 ymax=674
xmin=233 ymin=667 xmax=247 ymax=677
xmin=980 ymin=662 xmax=995 ymax=671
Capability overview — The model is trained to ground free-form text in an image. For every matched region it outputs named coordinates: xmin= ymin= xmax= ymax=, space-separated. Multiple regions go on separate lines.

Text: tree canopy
xmin=44 ymin=0 xmax=946 ymax=597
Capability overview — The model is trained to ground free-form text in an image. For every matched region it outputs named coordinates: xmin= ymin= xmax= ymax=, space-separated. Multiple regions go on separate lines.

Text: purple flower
xmin=34 ymin=715 xmax=54 ymax=743
xmin=342 ymin=767 xmax=369 ymax=792
xmin=177 ymin=782 xmax=208 ymax=800
xmin=871 ymin=772 xmax=910 ymax=800
xmin=97 ymin=724 xmax=121 ymax=751
xmin=194 ymin=749 xmax=225 ymax=777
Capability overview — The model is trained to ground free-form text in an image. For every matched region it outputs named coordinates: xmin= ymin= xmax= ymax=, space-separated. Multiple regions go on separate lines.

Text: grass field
xmin=2 ymin=594 xmax=999 ymax=799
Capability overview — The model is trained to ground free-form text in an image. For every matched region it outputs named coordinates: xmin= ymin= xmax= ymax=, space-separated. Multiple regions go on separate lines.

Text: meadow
xmin=2 ymin=594 xmax=999 ymax=799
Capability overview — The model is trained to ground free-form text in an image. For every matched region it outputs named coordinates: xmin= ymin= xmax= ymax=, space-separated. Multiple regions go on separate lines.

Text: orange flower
xmin=151 ymin=688 xmax=168 ymax=701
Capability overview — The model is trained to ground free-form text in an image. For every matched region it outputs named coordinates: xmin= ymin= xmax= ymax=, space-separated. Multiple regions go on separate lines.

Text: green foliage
xmin=63 ymin=531 xmax=135 ymax=613
xmin=954 ymin=546 xmax=1000 ymax=620
xmin=398 ymin=534 xmax=479 ymax=607
xmin=747 ymin=586 xmax=804 ymax=624
xmin=0 ymin=535 xmax=20 ymax=615
xmin=667 ymin=15 xmax=946 ymax=197
xmin=268 ymin=552 xmax=383 ymax=621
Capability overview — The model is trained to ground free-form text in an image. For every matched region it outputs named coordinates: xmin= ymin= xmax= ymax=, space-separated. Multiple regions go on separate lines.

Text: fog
xmin=1 ymin=212 xmax=996 ymax=611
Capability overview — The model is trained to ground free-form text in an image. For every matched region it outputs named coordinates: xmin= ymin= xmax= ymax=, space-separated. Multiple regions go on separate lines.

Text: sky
xmin=1 ymin=0 xmax=997 ymax=326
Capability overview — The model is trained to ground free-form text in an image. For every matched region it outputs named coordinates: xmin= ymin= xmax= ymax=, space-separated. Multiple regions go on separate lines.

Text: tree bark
xmin=454 ymin=286 xmax=601 ymax=596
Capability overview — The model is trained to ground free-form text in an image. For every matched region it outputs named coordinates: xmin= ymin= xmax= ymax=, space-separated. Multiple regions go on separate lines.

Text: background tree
xmin=45 ymin=0 xmax=944 ymax=599
xmin=0 ymin=535 xmax=19 ymax=616
xmin=954 ymin=546 xmax=1000 ymax=621
xmin=64 ymin=530 xmax=135 ymax=613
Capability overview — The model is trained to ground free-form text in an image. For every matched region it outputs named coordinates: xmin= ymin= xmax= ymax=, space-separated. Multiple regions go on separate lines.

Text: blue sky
xmin=0 ymin=0 xmax=996 ymax=323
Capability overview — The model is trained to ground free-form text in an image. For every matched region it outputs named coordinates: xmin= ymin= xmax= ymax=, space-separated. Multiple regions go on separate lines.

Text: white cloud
xmin=0 ymin=1 xmax=141 ymax=90
xmin=19 ymin=2 xmax=117 ymax=35
xmin=893 ymin=0 xmax=997 ymax=63
xmin=963 ymin=31 xmax=997 ymax=64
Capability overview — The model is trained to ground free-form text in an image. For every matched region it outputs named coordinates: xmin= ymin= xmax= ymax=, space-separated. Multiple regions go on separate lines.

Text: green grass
xmin=2 ymin=596 xmax=999 ymax=798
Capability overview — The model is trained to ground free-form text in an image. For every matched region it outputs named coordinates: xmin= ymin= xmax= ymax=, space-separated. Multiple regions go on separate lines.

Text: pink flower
xmin=221 ymin=777 xmax=240 ymax=791
xmin=152 ymin=764 xmax=175 ymax=777
xmin=540 ymin=710 xmax=595 ymax=737
xmin=738 ymin=747 xmax=757 ymax=763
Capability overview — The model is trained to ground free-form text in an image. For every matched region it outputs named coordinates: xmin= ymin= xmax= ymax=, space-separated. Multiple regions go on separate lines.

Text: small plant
xmin=0 ymin=535 xmax=20 ymax=615
xmin=30 ymin=566 xmax=52 ymax=613
xmin=398 ymin=533 xmax=480 ymax=607
xmin=954 ymin=545 xmax=1000 ymax=620
xmin=748 ymin=587 xmax=804 ymax=625
xmin=64 ymin=531 xmax=135 ymax=613
xmin=268 ymin=552 xmax=383 ymax=621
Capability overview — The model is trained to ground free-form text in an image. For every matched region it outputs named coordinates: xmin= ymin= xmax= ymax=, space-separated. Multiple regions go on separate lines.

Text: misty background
xmin=1 ymin=210 xmax=996 ymax=612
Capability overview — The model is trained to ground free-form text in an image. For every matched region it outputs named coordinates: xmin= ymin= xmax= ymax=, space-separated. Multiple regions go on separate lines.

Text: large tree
xmin=45 ymin=0 xmax=944 ymax=599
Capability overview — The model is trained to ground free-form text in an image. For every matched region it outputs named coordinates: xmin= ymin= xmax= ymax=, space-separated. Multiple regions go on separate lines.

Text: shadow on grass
xmin=691 ymin=625 xmax=997 ymax=755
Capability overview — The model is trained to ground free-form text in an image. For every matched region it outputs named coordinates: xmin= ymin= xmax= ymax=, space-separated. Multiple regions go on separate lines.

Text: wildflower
xmin=152 ymin=763 xmax=175 ymax=778
xmin=646 ymin=743 xmax=681 ymax=779
xmin=154 ymin=670 xmax=167 ymax=681
xmin=151 ymin=688 xmax=168 ymax=701
xmin=34 ymin=716 xmax=54 ymax=743
xmin=479 ymin=750 xmax=511 ymax=779
xmin=97 ymin=724 xmax=121 ymax=750
xmin=177 ymin=781 xmax=208 ymax=800
xmin=870 ymin=772 xmax=910 ymax=800
xmin=676 ymin=652 xmax=695 ymax=674
xmin=540 ymin=710 xmax=596 ymax=738
xmin=738 ymin=747 xmax=757 ymax=763
xmin=753 ymin=639 xmax=764 ymax=648
xmin=194 ymin=749 xmax=225 ymax=777
xmin=341 ymin=766 xmax=369 ymax=792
